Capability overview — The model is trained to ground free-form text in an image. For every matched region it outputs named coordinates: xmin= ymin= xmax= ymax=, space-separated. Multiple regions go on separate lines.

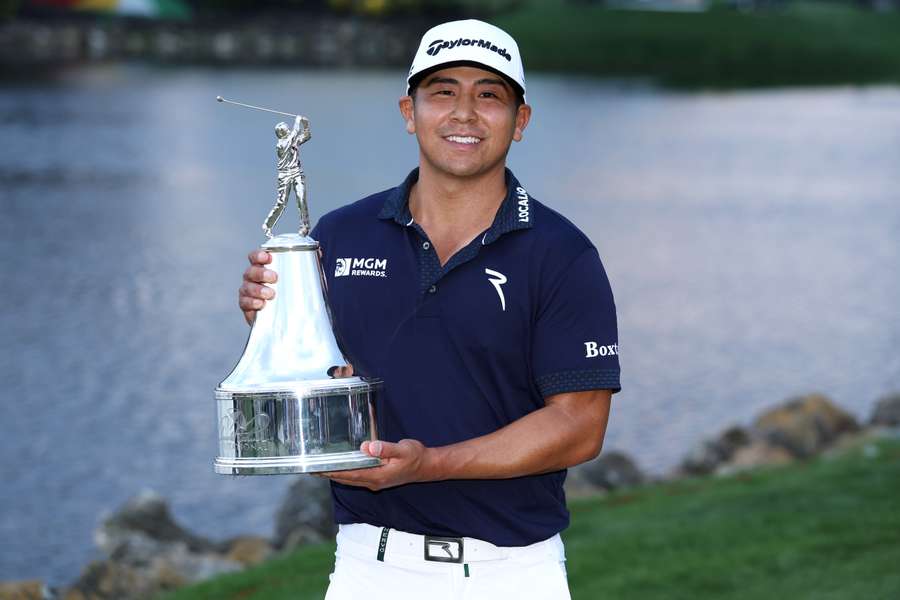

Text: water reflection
xmin=1 ymin=65 xmax=898 ymax=585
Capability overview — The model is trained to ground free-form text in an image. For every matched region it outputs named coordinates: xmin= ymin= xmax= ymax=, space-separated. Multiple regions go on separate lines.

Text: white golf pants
xmin=324 ymin=523 xmax=572 ymax=600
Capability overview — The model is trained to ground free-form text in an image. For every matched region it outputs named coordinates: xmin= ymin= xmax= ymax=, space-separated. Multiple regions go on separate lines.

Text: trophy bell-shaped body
xmin=219 ymin=234 xmax=345 ymax=392
xmin=214 ymin=233 xmax=381 ymax=475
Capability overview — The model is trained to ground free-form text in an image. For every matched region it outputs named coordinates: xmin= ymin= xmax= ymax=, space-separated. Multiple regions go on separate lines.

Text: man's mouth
xmin=445 ymin=135 xmax=482 ymax=145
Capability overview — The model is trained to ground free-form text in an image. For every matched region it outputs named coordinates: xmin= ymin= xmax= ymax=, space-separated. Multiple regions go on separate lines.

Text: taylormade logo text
xmin=335 ymin=257 xmax=388 ymax=278
xmin=426 ymin=38 xmax=512 ymax=61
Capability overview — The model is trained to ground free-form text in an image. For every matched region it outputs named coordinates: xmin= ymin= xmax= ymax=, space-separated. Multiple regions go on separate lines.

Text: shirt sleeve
xmin=532 ymin=247 xmax=621 ymax=398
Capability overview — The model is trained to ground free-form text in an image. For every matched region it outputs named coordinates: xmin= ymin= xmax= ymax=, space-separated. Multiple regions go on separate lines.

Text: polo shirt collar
xmin=377 ymin=167 xmax=534 ymax=244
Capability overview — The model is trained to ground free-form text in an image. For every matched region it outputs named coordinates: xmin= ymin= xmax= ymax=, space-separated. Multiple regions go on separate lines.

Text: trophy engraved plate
xmin=215 ymin=97 xmax=381 ymax=475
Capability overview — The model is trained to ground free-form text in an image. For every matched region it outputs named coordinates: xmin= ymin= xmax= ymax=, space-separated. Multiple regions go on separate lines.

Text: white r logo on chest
xmin=485 ymin=268 xmax=507 ymax=312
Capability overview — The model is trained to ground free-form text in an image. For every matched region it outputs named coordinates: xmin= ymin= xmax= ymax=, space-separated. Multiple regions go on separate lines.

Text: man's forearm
xmin=423 ymin=389 xmax=611 ymax=481
xmin=322 ymin=389 xmax=612 ymax=491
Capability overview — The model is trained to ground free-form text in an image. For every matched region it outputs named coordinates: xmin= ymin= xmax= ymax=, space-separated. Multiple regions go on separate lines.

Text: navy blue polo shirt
xmin=311 ymin=167 xmax=620 ymax=547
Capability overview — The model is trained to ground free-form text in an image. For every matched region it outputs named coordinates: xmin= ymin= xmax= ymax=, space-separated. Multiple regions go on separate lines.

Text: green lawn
xmin=494 ymin=1 xmax=900 ymax=88
xmin=160 ymin=435 xmax=900 ymax=599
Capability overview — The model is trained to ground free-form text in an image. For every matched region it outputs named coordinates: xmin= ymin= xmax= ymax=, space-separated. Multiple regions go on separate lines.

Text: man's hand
xmin=329 ymin=364 xmax=355 ymax=378
xmin=239 ymin=249 xmax=278 ymax=325
xmin=321 ymin=389 xmax=611 ymax=489
xmin=320 ymin=439 xmax=432 ymax=491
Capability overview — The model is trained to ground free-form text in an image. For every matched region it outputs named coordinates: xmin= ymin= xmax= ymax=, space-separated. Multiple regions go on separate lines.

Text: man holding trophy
xmin=237 ymin=19 xmax=620 ymax=600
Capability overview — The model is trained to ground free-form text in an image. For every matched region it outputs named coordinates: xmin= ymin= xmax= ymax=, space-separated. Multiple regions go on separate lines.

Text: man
xmin=238 ymin=19 xmax=620 ymax=600
xmin=263 ymin=114 xmax=312 ymax=238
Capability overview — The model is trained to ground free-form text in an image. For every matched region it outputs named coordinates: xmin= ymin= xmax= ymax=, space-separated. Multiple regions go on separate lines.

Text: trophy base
xmin=214 ymin=451 xmax=381 ymax=475
xmin=214 ymin=378 xmax=382 ymax=476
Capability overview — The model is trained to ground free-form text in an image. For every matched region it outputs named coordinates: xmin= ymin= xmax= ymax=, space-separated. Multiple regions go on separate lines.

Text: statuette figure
xmin=264 ymin=115 xmax=312 ymax=238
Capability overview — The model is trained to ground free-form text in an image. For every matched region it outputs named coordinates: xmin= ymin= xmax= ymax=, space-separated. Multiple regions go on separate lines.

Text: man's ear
xmin=513 ymin=103 xmax=532 ymax=142
xmin=399 ymin=95 xmax=416 ymax=135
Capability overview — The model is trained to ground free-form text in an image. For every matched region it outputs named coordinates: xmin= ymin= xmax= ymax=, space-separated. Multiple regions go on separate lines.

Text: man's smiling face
xmin=400 ymin=65 xmax=531 ymax=181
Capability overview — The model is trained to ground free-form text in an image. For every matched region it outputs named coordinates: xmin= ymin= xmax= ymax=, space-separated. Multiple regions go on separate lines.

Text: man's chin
xmin=426 ymin=157 xmax=507 ymax=180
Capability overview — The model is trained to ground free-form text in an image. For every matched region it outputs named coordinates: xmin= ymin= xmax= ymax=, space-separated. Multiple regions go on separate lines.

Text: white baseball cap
xmin=406 ymin=19 xmax=527 ymax=103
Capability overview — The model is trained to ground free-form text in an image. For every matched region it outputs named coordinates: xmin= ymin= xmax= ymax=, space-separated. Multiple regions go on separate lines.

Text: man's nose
xmin=450 ymin=91 xmax=477 ymax=123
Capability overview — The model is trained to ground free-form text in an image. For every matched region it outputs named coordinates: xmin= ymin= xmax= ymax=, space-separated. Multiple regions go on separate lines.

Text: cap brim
xmin=407 ymin=60 xmax=525 ymax=101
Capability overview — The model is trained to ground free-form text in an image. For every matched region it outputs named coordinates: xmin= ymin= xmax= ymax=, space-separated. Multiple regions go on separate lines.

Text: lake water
xmin=1 ymin=64 xmax=898 ymax=586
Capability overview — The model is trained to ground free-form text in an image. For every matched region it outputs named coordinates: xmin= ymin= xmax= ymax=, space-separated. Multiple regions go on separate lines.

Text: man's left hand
xmin=319 ymin=439 xmax=432 ymax=491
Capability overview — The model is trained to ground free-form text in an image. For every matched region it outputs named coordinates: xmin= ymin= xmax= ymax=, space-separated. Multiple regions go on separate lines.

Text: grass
xmin=563 ymin=437 xmax=900 ymax=598
xmin=493 ymin=1 xmax=900 ymax=88
xmin=159 ymin=434 xmax=900 ymax=599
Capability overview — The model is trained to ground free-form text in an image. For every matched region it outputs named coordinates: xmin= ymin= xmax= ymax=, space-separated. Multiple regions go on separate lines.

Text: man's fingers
xmin=244 ymin=265 xmax=278 ymax=284
xmin=320 ymin=466 xmax=389 ymax=490
xmin=361 ymin=440 xmax=405 ymax=458
xmin=240 ymin=249 xmax=275 ymax=324
xmin=240 ymin=281 xmax=275 ymax=301
xmin=239 ymin=295 xmax=264 ymax=312
xmin=247 ymin=249 xmax=272 ymax=265
xmin=238 ymin=284 xmax=273 ymax=315
xmin=327 ymin=476 xmax=376 ymax=489
xmin=327 ymin=363 xmax=355 ymax=379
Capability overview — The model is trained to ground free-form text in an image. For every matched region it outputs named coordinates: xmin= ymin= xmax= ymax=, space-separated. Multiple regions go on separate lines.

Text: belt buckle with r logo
xmin=423 ymin=535 xmax=464 ymax=563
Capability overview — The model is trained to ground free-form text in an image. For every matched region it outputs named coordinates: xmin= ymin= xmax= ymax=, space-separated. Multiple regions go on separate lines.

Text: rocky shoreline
xmin=3 ymin=391 xmax=899 ymax=600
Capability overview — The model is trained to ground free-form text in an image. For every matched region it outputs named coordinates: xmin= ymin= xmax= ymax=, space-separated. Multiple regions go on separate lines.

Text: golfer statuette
xmin=213 ymin=96 xmax=381 ymax=476
xmin=265 ymin=114 xmax=311 ymax=239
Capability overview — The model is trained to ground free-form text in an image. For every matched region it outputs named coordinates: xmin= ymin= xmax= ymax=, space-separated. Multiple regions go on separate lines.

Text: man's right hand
xmin=239 ymin=249 xmax=278 ymax=325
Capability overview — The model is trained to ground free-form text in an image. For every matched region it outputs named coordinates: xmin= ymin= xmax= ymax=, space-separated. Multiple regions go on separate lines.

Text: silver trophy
xmin=214 ymin=96 xmax=381 ymax=475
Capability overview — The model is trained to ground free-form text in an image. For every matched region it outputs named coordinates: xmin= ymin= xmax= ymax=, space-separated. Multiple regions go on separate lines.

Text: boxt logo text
xmin=585 ymin=342 xmax=618 ymax=358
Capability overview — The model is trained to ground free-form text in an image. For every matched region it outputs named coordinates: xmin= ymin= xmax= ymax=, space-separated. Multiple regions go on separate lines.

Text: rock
xmin=824 ymin=425 xmax=900 ymax=458
xmin=718 ymin=425 xmax=752 ymax=454
xmin=563 ymin=466 xmax=605 ymax=498
xmin=104 ymin=530 xmax=171 ymax=568
xmin=147 ymin=543 xmax=241 ymax=583
xmin=870 ymin=392 xmax=900 ymax=426
xmin=62 ymin=544 xmax=242 ymax=600
xmin=274 ymin=477 xmax=335 ymax=550
xmin=569 ymin=450 xmax=645 ymax=492
xmin=95 ymin=491 xmax=219 ymax=559
xmin=752 ymin=393 xmax=859 ymax=459
xmin=62 ymin=561 xmax=151 ymax=600
xmin=678 ymin=425 xmax=751 ymax=475
xmin=0 ymin=580 xmax=53 ymax=600
xmin=679 ymin=439 xmax=725 ymax=476
xmin=715 ymin=440 xmax=795 ymax=476
xmin=76 ymin=492 xmax=242 ymax=599
xmin=224 ymin=536 xmax=273 ymax=566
